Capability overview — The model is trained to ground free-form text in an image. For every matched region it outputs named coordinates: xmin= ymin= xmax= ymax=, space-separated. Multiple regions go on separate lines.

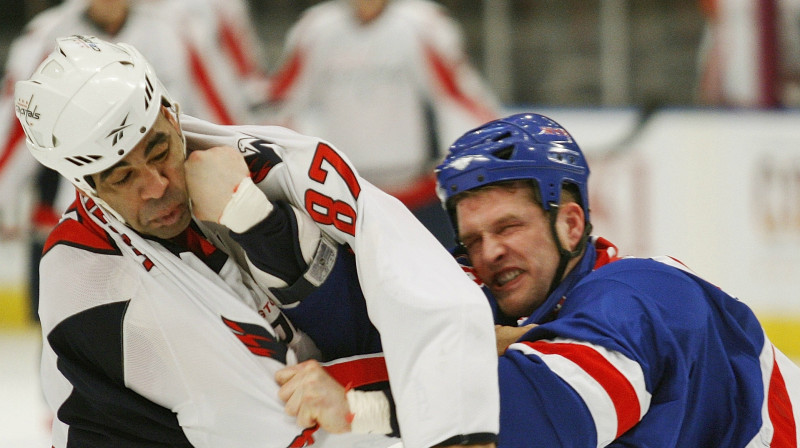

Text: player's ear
xmin=556 ymin=202 xmax=585 ymax=252
xmin=161 ymin=105 xmax=179 ymax=129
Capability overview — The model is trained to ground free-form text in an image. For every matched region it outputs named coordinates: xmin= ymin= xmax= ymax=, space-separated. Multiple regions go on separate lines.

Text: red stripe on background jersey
xmin=269 ymin=50 xmax=305 ymax=102
xmin=526 ymin=341 xmax=640 ymax=438
xmin=0 ymin=121 xmax=24 ymax=173
xmin=186 ymin=43 xmax=235 ymax=125
xmin=423 ymin=44 xmax=495 ymax=122
xmin=219 ymin=19 xmax=254 ymax=77
xmin=769 ymin=346 xmax=797 ymax=447
xmin=323 ymin=355 xmax=389 ymax=389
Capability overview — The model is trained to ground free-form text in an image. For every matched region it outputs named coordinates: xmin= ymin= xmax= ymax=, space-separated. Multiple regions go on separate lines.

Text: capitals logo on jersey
xmin=222 ymin=316 xmax=288 ymax=363
xmin=238 ymin=137 xmax=283 ymax=183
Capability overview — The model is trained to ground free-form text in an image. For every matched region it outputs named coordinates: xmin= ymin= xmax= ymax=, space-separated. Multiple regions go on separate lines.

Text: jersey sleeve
xmin=263 ymin=4 xmax=330 ymax=123
xmin=239 ymin=127 xmax=500 ymax=447
xmin=224 ymin=195 xmax=381 ymax=362
xmin=494 ymin=262 xmax=708 ymax=447
xmin=500 ymin=336 xmax=651 ymax=447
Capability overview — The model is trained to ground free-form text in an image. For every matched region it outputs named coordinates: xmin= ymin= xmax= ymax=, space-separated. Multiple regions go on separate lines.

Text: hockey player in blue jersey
xmin=434 ymin=112 xmax=800 ymax=447
xmin=279 ymin=112 xmax=800 ymax=447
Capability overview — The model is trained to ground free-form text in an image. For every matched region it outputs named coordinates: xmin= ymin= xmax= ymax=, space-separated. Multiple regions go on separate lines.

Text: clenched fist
xmin=184 ymin=146 xmax=249 ymax=222
xmin=276 ymin=360 xmax=352 ymax=433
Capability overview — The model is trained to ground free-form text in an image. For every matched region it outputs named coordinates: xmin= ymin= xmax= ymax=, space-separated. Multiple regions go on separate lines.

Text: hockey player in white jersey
xmin=15 ymin=36 xmax=498 ymax=448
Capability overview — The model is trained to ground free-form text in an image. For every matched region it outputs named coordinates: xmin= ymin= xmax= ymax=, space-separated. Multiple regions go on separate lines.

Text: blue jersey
xmin=487 ymin=238 xmax=800 ymax=447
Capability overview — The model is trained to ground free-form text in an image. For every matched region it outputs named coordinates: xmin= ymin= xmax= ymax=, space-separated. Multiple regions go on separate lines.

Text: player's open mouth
xmin=494 ymin=269 xmax=523 ymax=288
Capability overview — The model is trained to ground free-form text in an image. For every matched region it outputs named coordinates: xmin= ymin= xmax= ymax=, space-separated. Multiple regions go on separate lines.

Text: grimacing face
xmin=91 ymin=107 xmax=191 ymax=239
xmin=455 ymin=185 xmax=563 ymax=318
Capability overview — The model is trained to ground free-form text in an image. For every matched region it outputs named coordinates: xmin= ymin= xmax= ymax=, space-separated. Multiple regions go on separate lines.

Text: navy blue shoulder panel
xmin=47 ymin=301 xmax=192 ymax=447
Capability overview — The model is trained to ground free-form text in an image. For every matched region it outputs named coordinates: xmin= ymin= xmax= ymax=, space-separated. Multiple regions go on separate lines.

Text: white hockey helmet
xmin=14 ymin=35 xmax=176 ymax=197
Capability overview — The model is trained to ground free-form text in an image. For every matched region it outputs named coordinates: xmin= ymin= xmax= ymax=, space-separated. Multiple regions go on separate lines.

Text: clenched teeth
xmin=496 ymin=269 xmax=522 ymax=286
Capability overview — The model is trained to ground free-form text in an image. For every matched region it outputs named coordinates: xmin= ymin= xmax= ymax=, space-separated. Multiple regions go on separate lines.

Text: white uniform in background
xmin=268 ymin=0 xmax=500 ymax=195
xmin=0 ymin=0 xmax=258 ymax=229
xmin=145 ymin=0 xmax=270 ymax=113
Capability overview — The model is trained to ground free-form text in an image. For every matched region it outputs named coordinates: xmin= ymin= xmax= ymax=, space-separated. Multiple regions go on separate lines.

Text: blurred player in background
xmin=696 ymin=0 xmax=800 ymax=106
xmin=0 ymin=0 xmax=265 ymax=322
xmin=16 ymin=35 xmax=497 ymax=448
xmin=266 ymin=0 xmax=501 ymax=247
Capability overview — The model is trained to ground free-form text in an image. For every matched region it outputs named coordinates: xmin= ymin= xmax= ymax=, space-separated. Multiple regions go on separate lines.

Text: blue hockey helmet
xmin=436 ymin=113 xmax=590 ymax=223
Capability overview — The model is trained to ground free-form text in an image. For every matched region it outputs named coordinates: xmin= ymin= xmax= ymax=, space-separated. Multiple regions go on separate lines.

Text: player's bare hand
xmin=495 ymin=324 xmax=537 ymax=355
xmin=184 ymin=146 xmax=249 ymax=222
xmin=276 ymin=360 xmax=352 ymax=433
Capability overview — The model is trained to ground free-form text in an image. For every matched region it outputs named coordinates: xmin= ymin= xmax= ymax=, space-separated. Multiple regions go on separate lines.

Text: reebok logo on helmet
xmin=106 ymin=114 xmax=133 ymax=146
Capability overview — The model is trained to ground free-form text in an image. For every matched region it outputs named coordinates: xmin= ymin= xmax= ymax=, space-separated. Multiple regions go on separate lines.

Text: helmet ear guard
xmin=14 ymin=35 xmax=175 ymax=198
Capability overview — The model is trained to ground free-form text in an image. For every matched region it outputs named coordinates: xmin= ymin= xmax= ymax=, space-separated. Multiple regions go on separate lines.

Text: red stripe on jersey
xmin=526 ymin=341 xmax=640 ymax=438
xmin=323 ymin=355 xmax=389 ymax=389
xmin=423 ymin=44 xmax=495 ymax=122
xmin=0 ymin=120 xmax=24 ymax=173
xmin=219 ymin=19 xmax=254 ymax=77
xmin=768 ymin=346 xmax=797 ymax=447
xmin=269 ymin=50 xmax=304 ymax=102
xmin=43 ymin=196 xmax=118 ymax=256
xmin=186 ymin=43 xmax=235 ymax=125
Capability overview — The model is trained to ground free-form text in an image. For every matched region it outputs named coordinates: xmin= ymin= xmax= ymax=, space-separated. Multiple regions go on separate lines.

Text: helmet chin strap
xmin=545 ymin=204 xmax=593 ymax=299
xmin=84 ymin=191 xmax=128 ymax=225
xmin=171 ymin=102 xmax=195 ymax=219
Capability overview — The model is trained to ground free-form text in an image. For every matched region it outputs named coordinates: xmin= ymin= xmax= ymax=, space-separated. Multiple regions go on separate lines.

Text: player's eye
xmin=462 ymin=237 xmax=481 ymax=254
xmin=498 ymin=222 xmax=522 ymax=235
xmin=151 ymin=148 xmax=169 ymax=162
xmin=111 ymin=171 xmax=132 ymax=187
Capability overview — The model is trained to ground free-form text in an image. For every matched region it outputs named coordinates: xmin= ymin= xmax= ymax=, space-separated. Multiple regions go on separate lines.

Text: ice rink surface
xmin=0 ymin=327 xmax=51 ymax=448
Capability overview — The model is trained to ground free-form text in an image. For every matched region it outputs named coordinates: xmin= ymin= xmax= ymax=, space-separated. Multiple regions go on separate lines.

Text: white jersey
xmin=0 ymin=0 xmax=258 ymax=225
xmin=40 ymin=194 xmax=398 ymax=448
xmin=39 ymin=116 xmax=499 ymax=448
xmin=267 ymin=0 xmax=500 ymax=193
xmin=181 ymin=116 xmax=500 ymax=448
